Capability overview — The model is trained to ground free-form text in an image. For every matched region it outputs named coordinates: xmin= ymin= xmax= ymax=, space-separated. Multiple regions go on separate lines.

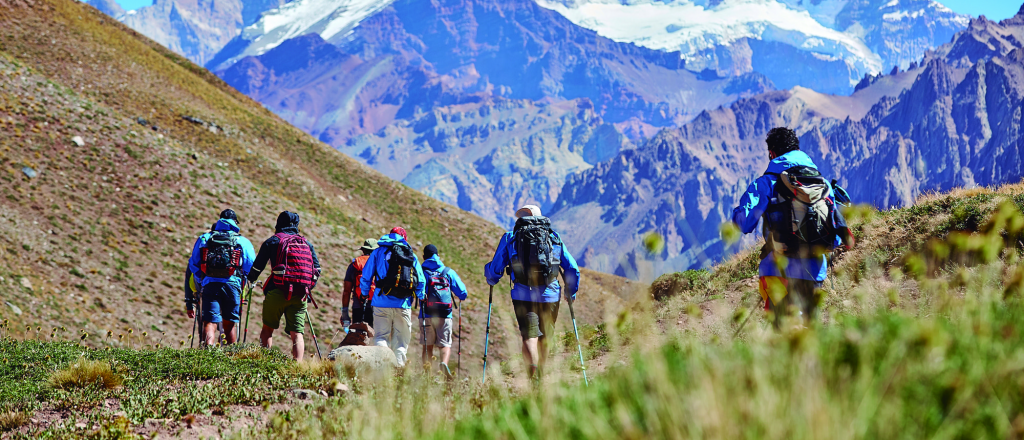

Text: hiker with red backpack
xmin=419 ymin=244 xmax=468 ymax=378
xmin=185 ymin=209 xmax=256 ymax=347
xmin=247 ymin=211 xmax=323 ymax=361
xmin=732 ymin=127 xmax=854 ymax=326
xmin=341 ymin=238 xmax=378 ymax=329
xmin=484 ymin=205 xmax=581 ymax=381
xmin=360 ymin=227 xmax=425 ymax=368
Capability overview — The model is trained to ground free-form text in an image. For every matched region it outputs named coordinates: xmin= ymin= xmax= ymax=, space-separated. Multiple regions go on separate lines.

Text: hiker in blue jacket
xmin=186 ymin=209 xmax=256 ymax=346
xmin=360 ymin=227 xmax=426 ymax=368
xmin=419 ymin=244 xmax=468 ymax=378
xmin=732 ymin=127 xmax=852 ymax=325
xmin=485 ymin=205 xmax=581 ymax=380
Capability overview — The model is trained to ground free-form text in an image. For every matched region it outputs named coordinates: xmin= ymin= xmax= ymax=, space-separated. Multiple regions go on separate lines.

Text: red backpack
xmin=267 ymin=233 xmax=318 ymax=300
xmin=352 ymin=255 xmax=375 ymax=301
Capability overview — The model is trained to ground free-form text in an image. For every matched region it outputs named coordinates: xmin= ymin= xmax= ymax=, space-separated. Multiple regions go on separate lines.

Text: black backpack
xmin=200 ymin=231 xmax=242 ymax=278
xmin=510 ymin=216 xmax=561 ymax=287
xmin=376 ymin=243 xmax=417 ymax=298
xmin=762 ymin=165 xmax=837 ymax=258
xmin=423 ymin=267 xmax=453 ymax=318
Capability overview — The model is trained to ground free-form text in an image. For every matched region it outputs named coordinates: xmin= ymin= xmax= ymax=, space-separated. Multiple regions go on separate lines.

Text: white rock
xmin=328 ymin=345 xmax=399 ymax=371
xmin=20 ymin=277 xmax=32 ymax=290
xmin=71 ymin=136 xmax=84 ymax=147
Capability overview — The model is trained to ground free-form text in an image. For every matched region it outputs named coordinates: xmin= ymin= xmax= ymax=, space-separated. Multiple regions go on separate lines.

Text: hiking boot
xmin=440 ymin=363 xmax=454 ymax=381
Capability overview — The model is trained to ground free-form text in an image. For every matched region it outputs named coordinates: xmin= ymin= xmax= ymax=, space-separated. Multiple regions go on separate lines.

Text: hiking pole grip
xmin=482 ymin=285 xmax=494 ymax=384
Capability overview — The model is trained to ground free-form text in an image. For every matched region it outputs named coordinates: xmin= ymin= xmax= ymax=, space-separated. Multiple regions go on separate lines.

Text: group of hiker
xmin=183 ymin=203 xmax=581 ymax=380
xmin=181 ymin=125 xmax=854 ymax=378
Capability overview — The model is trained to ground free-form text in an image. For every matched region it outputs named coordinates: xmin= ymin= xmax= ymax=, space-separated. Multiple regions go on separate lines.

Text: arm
xmin=342 ymin=263 xmax=356 ymax=308
xmin=449 ymin=269 xmax=468 ymax=301
xmin=247 ymin=238 xmax=275 ymax=284
xmin=483 ymin=233 xmax=512 ymax=286
xmin=184 ymin=267 xmax=196 ymax=307
xmin=359 ymin=250 xmax=377 ymax=297
xmin=558 ymin=238 xmax=582 ymax=300
xmin=413 ymin=257 xmax=427 ymax=301
xmin=731 ymin=176 xmax=772 ymax=234
xmin=239 ymin=237 xmax=256 ymax=283
xmin=307 ymin=240 xmax=322 ymax=270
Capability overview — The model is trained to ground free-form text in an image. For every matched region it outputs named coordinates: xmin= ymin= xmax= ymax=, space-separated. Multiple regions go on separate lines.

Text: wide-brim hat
xmin=360 ymin=238 xmax=378 ymax=252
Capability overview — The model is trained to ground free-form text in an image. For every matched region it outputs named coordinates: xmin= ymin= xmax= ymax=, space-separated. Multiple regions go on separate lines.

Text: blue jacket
xmin=187 ymin=219 xmax=256 ymax=292
xmin=420 ymin=255 xmax=468 ymax=319
xmin=362 ymin=233 xmax=426 ymax=309
xmin=484 ymin=229 xmax=581 ymax=303
xmin=731 ymin=150 xmax=840 ymax=282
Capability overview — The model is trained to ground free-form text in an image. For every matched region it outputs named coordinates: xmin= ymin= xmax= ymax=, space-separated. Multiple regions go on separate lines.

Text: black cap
xmin=424 ymin=244 xmax=438 ymax=259
xmin=219 ymin=209 xmax=238 ymax=222
xmin=275 ymin=211 xmax=300 ymax=232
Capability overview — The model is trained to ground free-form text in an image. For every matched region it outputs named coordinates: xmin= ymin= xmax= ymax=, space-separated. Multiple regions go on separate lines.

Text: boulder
xmin=328 ymin=345 xmax=399 ymax=371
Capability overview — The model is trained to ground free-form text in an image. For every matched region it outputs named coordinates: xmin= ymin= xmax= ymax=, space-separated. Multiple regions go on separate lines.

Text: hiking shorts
xmin=512 ymin=300 xmax=559 ymax=340
xmin=422 ymin=317 xmax=453 ymax=348
xmin=262 ymin=289 xmax=308 ymax=334
xmin=201 ymin=282 xmax=241 ymax=323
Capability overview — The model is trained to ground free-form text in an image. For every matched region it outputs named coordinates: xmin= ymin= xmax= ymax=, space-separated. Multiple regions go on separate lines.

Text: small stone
xmin=136 ymin=117 xmax=148 ymax=126
xmin=21 ymin=167 xmax=37 ymax=179
xmin=75 ymin=422 xmax=87 ymax=429
xmin=71 ymin=136 xmax=84 ymax=146
xmin=291 ymin=389 xmax=321 ymax=400
xmin=20 ymin=278 xmax=32 ymax=290
xmin=5 ymin=302 xmax=22 ymax=316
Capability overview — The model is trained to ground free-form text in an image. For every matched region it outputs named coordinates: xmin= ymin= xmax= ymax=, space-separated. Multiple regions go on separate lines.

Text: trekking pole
xmin=482 ymin=285 xmax=494 ymax=384
xmin=190 ymin=301 xmax=199 ymax=349
xmin=566 ymin=297 xmax=589 ymax=387
xmin=191 ymin=293 xmax=202 ymax=349
xmin=242 ymin=282 xmax=253 ymax=344
xmin=457 ymin=299 xmax=462 ymax=376
xmin=305 ymin=293 xmax=324 ymax=360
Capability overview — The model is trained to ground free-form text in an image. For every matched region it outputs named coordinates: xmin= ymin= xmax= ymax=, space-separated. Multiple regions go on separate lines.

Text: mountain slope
xmin=0 ymin=0 xmax=635 ymax=365
xmin=537 ymin=0 xmax=970 ymax=94
xmin=550 ymin=9 xmax=1024 ymax=277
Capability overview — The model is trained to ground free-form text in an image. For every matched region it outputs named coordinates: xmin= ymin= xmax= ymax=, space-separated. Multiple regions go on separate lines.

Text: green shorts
xmin=262 ymin=289 xmax=307 ymax=334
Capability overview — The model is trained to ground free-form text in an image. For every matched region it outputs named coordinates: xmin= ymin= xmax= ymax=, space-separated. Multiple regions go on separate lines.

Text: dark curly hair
xmin=765 ymin=127 xmax=800 ymax=156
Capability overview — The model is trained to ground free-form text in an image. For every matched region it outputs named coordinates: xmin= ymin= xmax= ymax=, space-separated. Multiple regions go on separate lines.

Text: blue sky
xmin=112 ymin=0 xmax=1020 ymax=20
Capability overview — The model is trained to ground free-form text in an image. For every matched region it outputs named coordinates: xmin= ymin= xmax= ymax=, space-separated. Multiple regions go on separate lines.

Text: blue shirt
xmin=361 ymin=233 xmax=426 ymax=309
xmin=731 ymin=150 xmax=840 ymax=282
xmin=187 ymin=218 xmax=256 ymax=291
xmin=484 ymin=229 xmax=581 ymax=303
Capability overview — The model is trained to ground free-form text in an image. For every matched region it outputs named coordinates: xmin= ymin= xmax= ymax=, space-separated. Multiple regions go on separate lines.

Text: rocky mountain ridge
xmin=550 ymin=8 xmax=1024 ymax=277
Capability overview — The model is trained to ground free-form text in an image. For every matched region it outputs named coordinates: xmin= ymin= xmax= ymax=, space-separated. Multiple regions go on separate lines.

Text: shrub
xmin=650 ymin=269 xmax=712 ymax=301
xmin=49 ymin=358 xmax=122 ymax=390
xmin=0 ymin=411 xmax=29 ymax=432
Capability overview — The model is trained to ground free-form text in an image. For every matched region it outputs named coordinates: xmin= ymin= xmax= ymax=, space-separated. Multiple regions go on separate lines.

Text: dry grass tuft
xmin=49 ymin=358 xmax=122 ymax=390
xmin=291 ymin=359 xmax=337 ymax=378
xmin=0 ymin=411 xmax=30 ymax=432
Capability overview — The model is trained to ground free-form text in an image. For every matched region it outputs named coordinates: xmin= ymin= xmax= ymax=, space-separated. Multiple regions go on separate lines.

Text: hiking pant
xmin=760 ymin=276 xmax=821 ymax=325
xmin=373 ymin=307 xmax=412 ymax=367
xmin=352 ymin=306 xmax=374 ymax=327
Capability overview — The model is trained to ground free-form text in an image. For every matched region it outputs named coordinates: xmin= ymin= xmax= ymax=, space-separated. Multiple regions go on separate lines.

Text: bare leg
xmin=260 ymin=325 xmax=274 ymax=349
xmin=290 ymin=331 xmax=304 ymax=361
xmin=203 ymin=322 xmax=218 ymax=346
xmin=222 ymin=321 xmax=237 ymax=344
xmin=423 ymin=345 xmax=433 ymax=367
xmin=439 ymin=346 xmax=452 ymax=365
xmin=538 ymin=336 xmax=549 ymax=368
xmin=522 ymin=337 xmax=539 ymax=366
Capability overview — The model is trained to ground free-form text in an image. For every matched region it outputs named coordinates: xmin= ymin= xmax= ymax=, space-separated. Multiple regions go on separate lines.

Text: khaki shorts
xmin=421 ymin=317 xmax=453 ymax=348
xmin=262 ymin=289 xmax=308 ymax=334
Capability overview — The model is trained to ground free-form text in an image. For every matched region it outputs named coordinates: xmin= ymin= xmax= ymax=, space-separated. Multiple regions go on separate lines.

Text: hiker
xmin=731 ymin=127 xmax=854 ymax=325
xmin=247 ymin=211 xmax=322 ymax=361
xmin=484 ymin=205 xmax=581 ymax=380
xmin=341 ymin=238 xmax=378 ymax=329
xmin=419 ymin=244 xmax=468 ymax=378
xmin=185 ymin=209 xmax=256 ymax=346
xmin=360 ymin=227 xmax=425 ymax=368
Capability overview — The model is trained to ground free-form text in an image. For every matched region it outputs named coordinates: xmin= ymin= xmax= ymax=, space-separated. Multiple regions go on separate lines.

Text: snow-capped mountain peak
xmin=210 ymin=0 xmax=394 ymax=70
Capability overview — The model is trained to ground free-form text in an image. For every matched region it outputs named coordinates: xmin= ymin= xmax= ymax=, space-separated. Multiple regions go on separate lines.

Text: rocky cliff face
xmin=214 ymin=0 xmax=771 ymax=226
xmin=551 ymin=11 xmax=1024 ymax=278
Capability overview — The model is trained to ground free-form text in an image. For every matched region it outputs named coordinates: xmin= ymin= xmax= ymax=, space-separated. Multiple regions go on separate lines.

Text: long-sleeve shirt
xmin=484 ymin=229 xmax=581 ymax=303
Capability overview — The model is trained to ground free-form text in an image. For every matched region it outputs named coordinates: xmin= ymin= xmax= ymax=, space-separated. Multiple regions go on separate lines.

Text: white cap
xmin=515 ymin=204 xmax=542 ymax=218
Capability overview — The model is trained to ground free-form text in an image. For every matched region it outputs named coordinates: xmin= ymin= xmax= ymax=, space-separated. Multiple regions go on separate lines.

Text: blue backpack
xmin=423 ymin=267 xmax=453 ymax=318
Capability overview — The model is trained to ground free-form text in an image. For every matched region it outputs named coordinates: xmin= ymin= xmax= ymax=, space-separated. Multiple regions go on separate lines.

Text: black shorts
xmin=512 ymin=300 xmax=559 ymax=339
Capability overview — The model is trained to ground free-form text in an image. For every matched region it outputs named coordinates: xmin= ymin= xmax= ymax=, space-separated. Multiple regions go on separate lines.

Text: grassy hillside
xmin=0 ymin=0 xmax=635 ymax=374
